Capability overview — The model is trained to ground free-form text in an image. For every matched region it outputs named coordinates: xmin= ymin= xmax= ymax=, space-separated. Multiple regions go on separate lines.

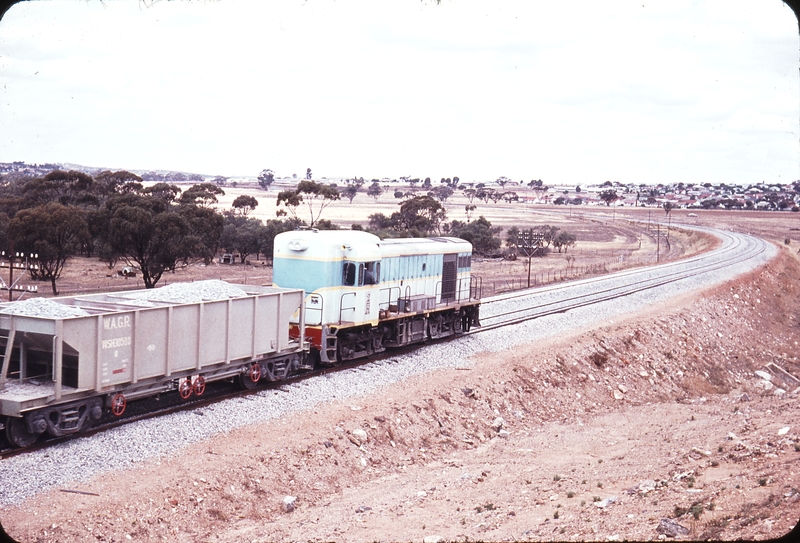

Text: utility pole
xmin=656 ymin=224 xmax=660 ymax=263
xmin=1 ymin=245 xmax=38 ymax=301
xmin=518 ymin=229 xmax=544 ymax=288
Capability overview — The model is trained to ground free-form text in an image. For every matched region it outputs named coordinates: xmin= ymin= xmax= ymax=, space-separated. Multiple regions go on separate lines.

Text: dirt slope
xmin=3 ymin=248 xmax=800 ymax=542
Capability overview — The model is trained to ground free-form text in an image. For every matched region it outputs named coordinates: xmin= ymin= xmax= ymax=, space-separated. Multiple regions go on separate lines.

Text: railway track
xmin=0 ymin=227 xmax=770 ymax=460
xmin=474 ymin=227 xmax=767 ymax=332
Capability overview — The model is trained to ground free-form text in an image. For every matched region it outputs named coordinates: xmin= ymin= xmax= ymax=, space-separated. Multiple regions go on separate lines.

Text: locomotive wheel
xmin=193 ymin=376 xmax=206 ymax=396
xmin=5 ymin=416 xmax=38 ymax=448
xmin=111 ymin=393 xmax=127 ymax=417
xmin=178 ymin=379 xmax=193 ymax=399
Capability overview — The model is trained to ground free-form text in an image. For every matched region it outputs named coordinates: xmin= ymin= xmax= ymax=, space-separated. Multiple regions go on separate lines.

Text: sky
xmin=0 ymin=0 xmax=798 ymax=186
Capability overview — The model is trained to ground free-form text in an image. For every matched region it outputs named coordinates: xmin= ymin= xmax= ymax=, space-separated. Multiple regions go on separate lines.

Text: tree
xmin=368 ymin=213 xmax=396 ymax=231
xmin=505 ymin=226 xmax=520 ymax=252
xmin=464 ymin=204 xmax=476 ymax=223
xmin=367 ymin=182 xmax=383 ymax=201
xmin=179 ymin=183 xmax=225 ymax=207
xmin=257 ymin=169 xmax=275 ymax=191
xmin=496 ymin=176 xmax=511 ymax=188
xmin=9 ymin=203 xmax=89 ymax=294
xmin=220 ymin=215 xmax=264 ymax=264
xmin=95 ymin=170 xmax=144 ymax=199
xmin=306 ymin=168 xmax=312 ymax=180
xmin=599 ymin=189 xmax=619 ymax=206
xmin=553 ymin=230 xmax=577 ymax=253
xmin=533 ymin=224 xmax=560 ymax=249
xmin=275 ymin=180 xmax=340 ymax=228
xmin=501 ymin=191 xmax=519 ymax=203
xmin=179 ymin=205 xmax=224 ymax=265
xmin=98 ymin=194 xmax=191 ymax=288
xmin=21 ymin=170 xmax=100 ymax=208
xmin=477 ymin=187 xmax=498 ymax=203
xmin=429 ymin=185 xmax=454 ymax=203
xmin=142 ymin=183 xmax=181 ymax=205
xmin=396 ymin=195 xmax=447 ymax=235
xmin=448 ymin=216 xmax=501 ymax=256
xmin=232 ymin=195 xmax=259 ymax=216
xmin=662 ymin=201 xmax=675 ymax=215
xmin=343 ymin=185 xmax=359 ymax=204
xmin=212 ymin=176 xmax=228 ymax=187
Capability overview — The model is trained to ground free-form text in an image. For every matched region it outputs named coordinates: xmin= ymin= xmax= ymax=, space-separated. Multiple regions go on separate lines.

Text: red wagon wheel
xmin=111 ymin=393 xmax=127 ymax=417
xmin=193 ymin=375 xmax=206 ymax=396
xmin=249 ymin=362 xmax=261 ymax=383
xmin=178 ymin=379 xmax=193 ymax=400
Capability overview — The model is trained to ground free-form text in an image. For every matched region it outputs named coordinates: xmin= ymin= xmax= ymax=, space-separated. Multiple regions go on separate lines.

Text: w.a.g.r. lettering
xmin=103 ymin=315 xmax=131 ymax=330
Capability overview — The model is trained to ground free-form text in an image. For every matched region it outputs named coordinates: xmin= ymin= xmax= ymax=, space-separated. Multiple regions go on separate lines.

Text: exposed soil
xmin=2 ymin=234 xmax=799 ymax=541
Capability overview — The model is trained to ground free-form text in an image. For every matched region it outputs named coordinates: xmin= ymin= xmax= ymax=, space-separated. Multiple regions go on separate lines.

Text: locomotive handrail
xmin=434 ymin=277 xmax=473 ymax=305
xmin=470 ymin=275 xmax=482 ymax=300
xmin=304 ymin=294 xmax=324 ymax=326
xmin=378 ymin=286 xmax=402 ymax=313
xmin=339 ymin=291 xmax=357 ymax=324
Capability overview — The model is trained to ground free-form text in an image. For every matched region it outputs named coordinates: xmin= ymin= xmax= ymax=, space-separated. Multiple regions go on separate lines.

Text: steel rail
xmin=473 ymin=229 xmax=766 ymax=333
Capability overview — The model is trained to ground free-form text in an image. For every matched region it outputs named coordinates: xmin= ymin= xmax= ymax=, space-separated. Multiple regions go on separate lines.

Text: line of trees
xmin=0 ymin=170 xmax=576 ymax=293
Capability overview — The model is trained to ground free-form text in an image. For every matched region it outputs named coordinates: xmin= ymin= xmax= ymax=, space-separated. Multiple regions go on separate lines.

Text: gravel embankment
xmin=0 ymin=230 xmax=776 ymax=506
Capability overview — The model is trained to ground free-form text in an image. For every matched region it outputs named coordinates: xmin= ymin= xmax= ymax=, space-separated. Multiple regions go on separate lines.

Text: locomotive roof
xmin=273 ymin=229 xmax=472 ymax=260
xmin=378 ymin=236 xmax=472 ymax=257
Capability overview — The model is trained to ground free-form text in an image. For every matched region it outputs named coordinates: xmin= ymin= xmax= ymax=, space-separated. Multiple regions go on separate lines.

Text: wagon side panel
xmin=133 ymin=308 xmax=171 ymax=380
xmin=228 ymin=297 xmax=256 ymax=360
xmin=168 ymin=304 xmax=202 ymax=372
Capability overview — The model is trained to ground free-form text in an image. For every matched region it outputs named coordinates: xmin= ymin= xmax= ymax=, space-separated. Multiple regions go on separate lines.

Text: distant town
xmin=1 ymin=160 xmax=798 ymax=211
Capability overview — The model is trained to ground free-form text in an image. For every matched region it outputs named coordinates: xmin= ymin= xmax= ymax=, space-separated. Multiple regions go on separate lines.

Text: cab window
xmin=344 ymin=261 xmax=380 ymax=286
xmin=343 ymin=262 xmax=357 ymax=286
xmin=363 ymin=261 xmax=380 ymax=285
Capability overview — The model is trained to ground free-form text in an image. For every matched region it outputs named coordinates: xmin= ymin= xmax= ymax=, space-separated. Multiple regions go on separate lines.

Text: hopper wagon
xmin=0 ymin=281 xmax=307 ymax=448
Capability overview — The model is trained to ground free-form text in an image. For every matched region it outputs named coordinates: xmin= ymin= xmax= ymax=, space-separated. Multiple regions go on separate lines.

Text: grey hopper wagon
xmin=0 ymin=280 xmax=306 ymax=448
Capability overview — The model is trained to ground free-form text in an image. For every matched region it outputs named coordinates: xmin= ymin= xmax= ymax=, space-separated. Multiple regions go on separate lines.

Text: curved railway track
xmin=0 ymin=227 xmax=771 ymax=460
xmin=475 ymin=227 xmax=767 ymax=332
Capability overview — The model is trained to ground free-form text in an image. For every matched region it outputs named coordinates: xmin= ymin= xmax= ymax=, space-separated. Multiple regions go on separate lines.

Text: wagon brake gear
xmin=110 ymin=393 xmax=127 ymax=417
xmin=193 ymin=375 xmax=206 ymax=396
xmin=249 ymin=362 xmax=261 ymax=383
xmin=178 ymin=378 xmax=193 ymax=400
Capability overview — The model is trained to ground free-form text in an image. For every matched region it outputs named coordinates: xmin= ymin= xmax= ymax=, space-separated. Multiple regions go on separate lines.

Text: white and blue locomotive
xmin=272 ymin=229 xmax=481 ymax=364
